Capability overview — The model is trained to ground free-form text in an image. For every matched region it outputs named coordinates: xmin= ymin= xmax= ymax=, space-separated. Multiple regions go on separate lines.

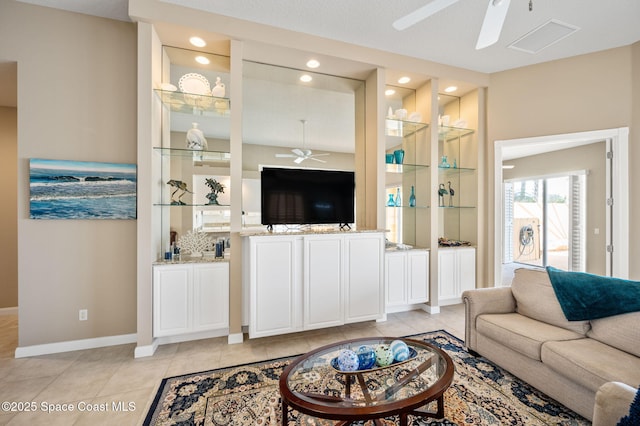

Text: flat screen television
xmin=261 ymin=167 xmax=355 ymax=228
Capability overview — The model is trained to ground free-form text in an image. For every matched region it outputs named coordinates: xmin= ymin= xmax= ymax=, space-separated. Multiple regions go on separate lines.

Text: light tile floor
xmin=0 ymin=304 xmax=465 ymax=425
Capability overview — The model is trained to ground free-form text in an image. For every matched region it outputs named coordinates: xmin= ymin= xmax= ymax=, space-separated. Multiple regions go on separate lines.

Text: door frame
xmin=494 ymin=127 xmax=629 ymax=284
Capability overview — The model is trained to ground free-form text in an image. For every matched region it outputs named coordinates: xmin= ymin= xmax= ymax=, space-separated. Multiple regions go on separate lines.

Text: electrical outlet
xmin=79 ymin=309 xmax=88 ymax=321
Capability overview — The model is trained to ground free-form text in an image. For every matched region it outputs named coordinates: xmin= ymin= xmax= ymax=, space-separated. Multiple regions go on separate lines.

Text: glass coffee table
xmin=279 ymin=337 xmax=454 ymax=425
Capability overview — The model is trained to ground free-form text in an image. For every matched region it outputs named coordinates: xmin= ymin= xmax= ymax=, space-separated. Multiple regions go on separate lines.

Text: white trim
xmin=423 ymin=305 xmax=440 ymax=314
xmin=227 ymin=332 xmax=244 ymax=344
xmin=155 ymin=328 xmax=229 ymax=345
xmin=15 ymin=333 xmax=137 ymax=358
xmin=494 ymin=127 xmax=629 ymax=285
xmin=134 ymin=341 xmax=158 ymax=358
xmin=0 ymin=307 xmax=18 ymax=315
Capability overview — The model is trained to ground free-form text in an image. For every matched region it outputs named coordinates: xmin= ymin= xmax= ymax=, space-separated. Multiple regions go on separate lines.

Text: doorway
xmin=494 ymin=128 xmax=629 ymax=286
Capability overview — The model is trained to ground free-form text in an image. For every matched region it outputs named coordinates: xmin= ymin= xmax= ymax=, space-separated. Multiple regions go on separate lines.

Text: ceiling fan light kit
xmin=275 ymin=120 xmax=330 ymax=164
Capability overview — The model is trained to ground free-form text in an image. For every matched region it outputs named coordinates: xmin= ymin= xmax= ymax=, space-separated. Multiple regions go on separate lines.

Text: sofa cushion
xmin=510 ymin=268 xmax=590 ymax=335
xmin=588 ymin=311 xmax=640 ymax=357
xmin=542 ymin=338 xmax=640 ymax=393
xmin=476 ymin=312 xmax=585 ymax=361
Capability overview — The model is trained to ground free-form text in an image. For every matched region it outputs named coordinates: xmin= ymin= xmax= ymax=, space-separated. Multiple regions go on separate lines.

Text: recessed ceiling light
xmin=306 ymin=59 xmax=320 ymax=69
xmin=398 ymin=76 xmax=411 ymax=84
xmin=444 ymin=86 xmax=458 ymax=93
xmin=189 ymin=37 xmax=206 ymax=47
xmin=300 ymin=74 xmax=313 ymax=83
xmin=195 ymin=56 xmax=210 ymax=65
xmin=385 ymin=89 xmax=396 ymax=96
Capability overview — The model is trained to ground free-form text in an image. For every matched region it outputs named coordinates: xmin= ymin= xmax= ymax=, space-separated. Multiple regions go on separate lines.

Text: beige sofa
xmin=462 ymin=267 xmax=640 ymax=422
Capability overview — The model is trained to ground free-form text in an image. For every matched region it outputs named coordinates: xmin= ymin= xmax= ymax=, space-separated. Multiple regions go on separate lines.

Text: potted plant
xmin=205 ymin=178 xmax=225 ymax=205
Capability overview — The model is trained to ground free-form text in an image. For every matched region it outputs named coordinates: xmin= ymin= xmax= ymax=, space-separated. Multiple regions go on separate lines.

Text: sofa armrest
xmin=462 ymin=287 xmax=516 ymax=351
xmin=593 ymin=381 xmax=638 ymax=426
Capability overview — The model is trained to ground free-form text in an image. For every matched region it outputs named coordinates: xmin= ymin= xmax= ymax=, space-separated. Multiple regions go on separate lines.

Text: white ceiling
xmin=16 ymin=0 xmax=640 ymax=74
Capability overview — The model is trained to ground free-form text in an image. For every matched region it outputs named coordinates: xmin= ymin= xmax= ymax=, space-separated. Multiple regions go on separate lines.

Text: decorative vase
xmin=440 ymin=155 xmax=450 ymax=168
xmin=409 ymin=186 xmax=416 ymax=207
xmin=394 ymin=188 xmax=401 ymax=207
xmin=385 ymin=153 xmax=394 ymax=164
xmin=211 ymin=76 xmax=226 ymax=97
xmin=387 ymin=193 xmax=396 ymax=207
xmin=394 ymin=149 xmax=405 ymax=165
xmin=186 ymin=122 xmax=208 ymax=150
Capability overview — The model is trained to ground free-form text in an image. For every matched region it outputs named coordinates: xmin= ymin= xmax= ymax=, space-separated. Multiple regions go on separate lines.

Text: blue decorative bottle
xmin=409 ymin=186 xmax=416 ymax=207
xmin=387 ymin=193 xmax=395 ymax=207
xmin=394 ymin=188 xmax=401 ymax=207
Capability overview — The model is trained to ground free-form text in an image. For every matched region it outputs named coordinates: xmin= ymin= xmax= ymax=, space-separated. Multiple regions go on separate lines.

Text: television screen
xmin=261 ymin=167 xmax=355 ymax=227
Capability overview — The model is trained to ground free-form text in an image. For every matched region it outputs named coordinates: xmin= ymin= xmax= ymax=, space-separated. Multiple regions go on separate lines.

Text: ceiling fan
xmin=393 ymin=0 xmax=532 ymax=50
xmin=275 ymin=120 xmax=330 ymax=164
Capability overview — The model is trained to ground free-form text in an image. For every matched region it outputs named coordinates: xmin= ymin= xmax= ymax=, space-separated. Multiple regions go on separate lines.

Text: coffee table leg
xmin=281 ymin=400 xmax=288 ymax=425
xmin=399 ymin=413 xmax=408 ymax=426
xmin=436 ymin=394 xmax=445 ymax=418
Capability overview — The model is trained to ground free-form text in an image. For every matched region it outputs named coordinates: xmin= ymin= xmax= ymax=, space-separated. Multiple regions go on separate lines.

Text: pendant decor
xmin=205 ymin=178 xmax=225 ymax=205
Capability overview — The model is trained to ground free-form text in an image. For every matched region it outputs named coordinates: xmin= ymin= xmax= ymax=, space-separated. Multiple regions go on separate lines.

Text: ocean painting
xmin=29 ymin=159 xmax=137 ymax=220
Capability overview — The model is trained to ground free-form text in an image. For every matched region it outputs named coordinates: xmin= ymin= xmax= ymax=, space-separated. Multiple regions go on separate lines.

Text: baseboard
xmin=423 ymin=304 xmax=440 ymax=314
xmin=15 ymin=333 xmax=137 ymax=358
xmin=0 ymin=306 xmax=18 ymax=316
xmin=134 ymin=341 xmax=158 ymax=358
xmin=155 ymin=328 xmax=229 ymax=346
xmin=227 ymin=332 xmax=243 ymax=344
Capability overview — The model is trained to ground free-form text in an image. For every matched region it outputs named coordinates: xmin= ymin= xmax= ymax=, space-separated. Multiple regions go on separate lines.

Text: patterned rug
xmin=143 ymin=330 xmax=589 ymax=425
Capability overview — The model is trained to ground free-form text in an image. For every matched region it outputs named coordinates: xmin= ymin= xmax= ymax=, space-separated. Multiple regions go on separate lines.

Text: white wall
xmin=0 ymin=2 xmax=138 ymax=346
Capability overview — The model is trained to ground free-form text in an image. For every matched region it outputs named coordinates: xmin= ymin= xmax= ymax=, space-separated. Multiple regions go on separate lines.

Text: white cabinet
xmin=304 ymin=235 xmax=344 ymax=330
xmin=344 ymin=233 xmax=385 ymax=323
xmin=438 ymin=247 xmax=476 ymax=305
xmin=249 ymin=236 xmax=302 ymax=339
xmin=246 ymin=232 xmax=384 ymax=338
xmin=385 ymin=249 xmax=429 ymax=312
xmin=153 ymin=262 xmax=229 ymax=339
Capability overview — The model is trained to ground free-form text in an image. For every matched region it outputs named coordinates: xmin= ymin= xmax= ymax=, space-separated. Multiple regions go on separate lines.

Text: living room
xmin=0 ymin=0 xmax=639 ymax=424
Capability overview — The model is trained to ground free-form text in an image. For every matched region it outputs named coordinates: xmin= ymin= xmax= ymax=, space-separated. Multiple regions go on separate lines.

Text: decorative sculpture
xmin=211 ymin=77 xmax=226 ymax=98
xmin=186 ymin=122 xmax=208 ymax=150
xmin=438 ymin=183 xmax=448 ymax=207
xmin=167 ymin=179 xmax=192 ymax=205
xmin=205 ymin=178 xmax=225 ymax=205
xmin=177 ymin=230 xmax=213 ymax=257
xmin=448 ymin=181 xmax=455 ymax=207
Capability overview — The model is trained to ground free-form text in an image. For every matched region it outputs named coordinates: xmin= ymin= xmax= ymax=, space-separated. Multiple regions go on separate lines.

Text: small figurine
xmin=205 ymin=178 xmax=225 ymax=205
xmin=211 ymin=76 xmax=226 ymax=98
xmin=167 ymin=179 xmax=192 ymax=205
xmin=438 ymin=183 xmax=448 ymax=207
xmin=186 ymin=122 xmax=208 ymax=150
xmin=448 ymin=181 xmax=455 ymax=207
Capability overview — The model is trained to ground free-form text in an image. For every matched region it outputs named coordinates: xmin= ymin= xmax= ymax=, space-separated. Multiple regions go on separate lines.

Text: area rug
xmin=144 ymin=330 xmax=589 ymax=425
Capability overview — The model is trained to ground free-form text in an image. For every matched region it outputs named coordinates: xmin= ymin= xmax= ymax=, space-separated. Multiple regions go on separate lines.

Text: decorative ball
xmin=356 ymin=345 xmax=377 ymax=370
xmin=390 ymin=340 xmax=410 ymax=362
xmin=375 ymin=344 xmax=394 ymax=367
xmin=337 ymin=349 xmax=360 ymax=372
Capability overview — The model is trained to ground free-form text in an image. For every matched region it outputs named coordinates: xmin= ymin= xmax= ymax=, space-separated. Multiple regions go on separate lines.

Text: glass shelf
xmin=437 ymin=205 xmax=476 ymax=209
xmin=154 ymin=89 xmax=230 ymax=116
xmin=437 ymin=166 xmax=475 ymax=174
xmin=153 ymin=203 xmax=231 ymax=207
xmin=153 ymin=147 xmax=231 ymax=163
xmin=385 ymin=205 xmax=430 ymax=209
xmin=385 ymin=119 xmax=429 ymax=138
xmin=438 ymin=126 xmax=474 ymax=141
xmin=385 ymin=163 xmax=429 ymax=173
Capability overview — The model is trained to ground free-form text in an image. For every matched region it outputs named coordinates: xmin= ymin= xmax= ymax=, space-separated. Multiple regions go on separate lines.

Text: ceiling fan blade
xmin=392 ymin=0 xmax=460 ymax=31
xmin=476 ymin=0 xmax=511 ymax=50
xmin=310 ymin=153 xmax=330 ymax=157
xmin=309 ymin=157 xmax=327 ymax=163
xmin=291 ymin=148 xmax=305 ymax=157
xmin=275 ymin=153 xmax=295 ymax=158
xmin=293 ymin=156 xmax=305 ymax=164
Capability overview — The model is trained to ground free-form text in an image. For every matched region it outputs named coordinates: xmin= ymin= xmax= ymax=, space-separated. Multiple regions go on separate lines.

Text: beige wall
xmin=503 ymin=142 xmax=607 ymax=275
xmin=1 ymin=2 xmax=138 ymax=346
xmin=487 ymin=46 xmax=638 ymax=283
xmin=0 ymin=107 xmax=17 ymax=309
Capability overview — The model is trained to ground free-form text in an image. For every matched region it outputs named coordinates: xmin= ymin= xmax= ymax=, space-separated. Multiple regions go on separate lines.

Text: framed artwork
xmin=29 ymin=158 xmax=137 ymax=220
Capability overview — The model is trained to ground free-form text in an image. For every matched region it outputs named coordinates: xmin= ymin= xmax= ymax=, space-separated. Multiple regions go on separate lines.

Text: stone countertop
xmin=240 ymin=227 xmax=387 ymax=237
xmin=153 ymin=255 xmax=230 ymax=266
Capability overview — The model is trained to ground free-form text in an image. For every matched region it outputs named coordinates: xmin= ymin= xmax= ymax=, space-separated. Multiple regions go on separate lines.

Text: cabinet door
xmin=304 ymin=236 xmax=344 ymax=330
xmin=457 ymin=248 xmax=476 ymax=294
xmin=407 ymin=250 xmax=429 ymax=304
xmin=438 ymin=250 xmax=458 ymax=302
xmin=385 ymin=251 xmax=407 ymax=307
xmin=344 ymin=234 xmax=384 ymax=323
xmin=193 ymin=262 xmax=229 ymax=332
xmin=153 ymin=265 xmax=191 ymax=337
xmin=249 ymin=237 xmax=302 ymax=338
